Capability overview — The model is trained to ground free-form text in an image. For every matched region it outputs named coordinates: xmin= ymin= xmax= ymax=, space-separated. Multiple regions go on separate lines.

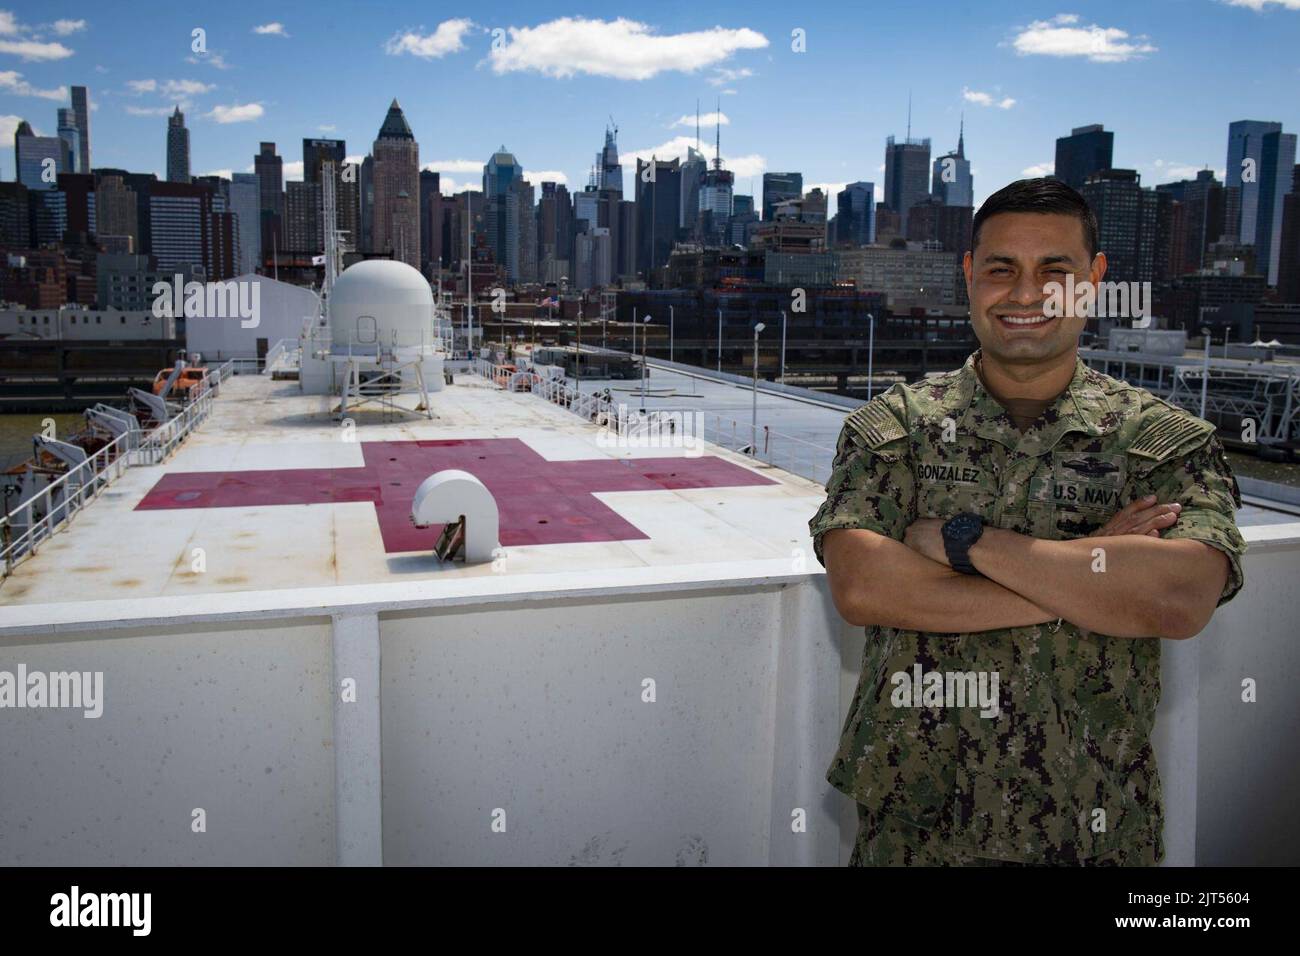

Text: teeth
xmin=1000 ymin=315 xmax=1051 ymax=326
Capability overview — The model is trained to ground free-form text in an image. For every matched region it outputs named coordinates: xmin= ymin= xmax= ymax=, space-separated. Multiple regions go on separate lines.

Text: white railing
xmin=1 ymin=428 xmax=137 ymax=576
xmin=469 ymin=359 xmax=835 ymax=483
xmin=1 ymin=372 xmax=228 ymax=577
xmin=134 ymin=387 xmax=217 ymax=466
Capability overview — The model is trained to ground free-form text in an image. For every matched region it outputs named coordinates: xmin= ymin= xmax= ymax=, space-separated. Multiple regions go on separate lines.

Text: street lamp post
xmin=717 ymin=308 xmax=722 ymax=373
xmin=780 ymin=310 xmax=787 ymax=384
xmin=1200 ymin=326 xmax=1212 ymax=420
xmin=641 ymin=315 xmax=651 ymax=409
xmin=751 ymin=322 xmax=766 ymax=456
xmin=576 ymin=306 xmax=583 ymax=398
xmin=669 ymin=305 xmax=674 ymax=365
xmin=866 ymin=313 xmax=875 ymax=401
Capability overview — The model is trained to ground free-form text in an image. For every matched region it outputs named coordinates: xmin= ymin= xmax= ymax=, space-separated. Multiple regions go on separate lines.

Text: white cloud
xmin=125 ymin=104 xmax=182 ymax=117
xmin=0 ymin=38 xmax=74 ymax=61
xmin=253 ymin=22 xmax=290 ymax=37
xmin=807 ymin=182 xmax=849 ymax=199
xmin=126 ymin=79 xmax=157 ymax=94
xmin=708 ymin=66 xmax=754 ymax=86
xmin=1011 ymin=14 xmax=1156 ymax=63
xmin=52 ymin=18 xmax=87 ymax=36
xmin=1150 ymin=160 xmax=1227 ymax=182
xmin=318 ymin=124 xmax=336 ymax=132
xmin=1222 ymin=0 xmax=1300 ymax=9
xmin=207 ymin=102 xmax=264 ymax=123
xmin=186 ymin=51 xmax=230 ymax=69
xmin=0 ymin=70 xmax=66 ymax=100
xmin=282 ymin=160 xmax=304 ymax=181
xmin=345 ymin=154 xmax=365 ymax=165
xmin=962 ymin=86 xmax=1015 ymax=109
xmin=0 ymin=12 xmax=17 ymax=34
xmin=438 ymin=176 xmax=463 ymax=195
xmin=425 ymin=159 xmax=485 ymax=174
xmin=487 ymin=17 xmax=767 ymax=80
xmin=94 ymin=64 xmax=108 ymax=73
xmin=524 ymin=169 xmax=567 ymax=184
xmin=200 ymin=168 xmax=234 ymax=180
xmin=0 ymin=114 xmax=26 ymax=141
xmin=1021 ymin=162 xmax=1055 ymax=177
xmin=386 ymin=19 xmax=475 ymax=58
xmin=670 ymin=111 xmax=728 ymax=129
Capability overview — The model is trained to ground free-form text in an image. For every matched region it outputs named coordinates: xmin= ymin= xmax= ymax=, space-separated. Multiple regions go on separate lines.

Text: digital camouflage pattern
xmin=809 ymin=350 xmax=1247 ymax=866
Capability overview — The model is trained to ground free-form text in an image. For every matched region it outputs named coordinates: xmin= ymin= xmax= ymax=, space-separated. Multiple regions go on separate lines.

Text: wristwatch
xmin=942 ymin=512 xmax=985 ymax=575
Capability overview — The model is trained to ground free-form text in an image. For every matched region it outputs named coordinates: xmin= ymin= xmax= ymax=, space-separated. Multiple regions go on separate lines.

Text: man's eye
xmin=988 ymin=268 xmax=1010 ymax=275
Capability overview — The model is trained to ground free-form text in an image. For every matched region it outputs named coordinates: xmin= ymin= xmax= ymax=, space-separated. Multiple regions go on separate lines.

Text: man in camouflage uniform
xmin=809 ymin=179 xmax=1247 ymax=867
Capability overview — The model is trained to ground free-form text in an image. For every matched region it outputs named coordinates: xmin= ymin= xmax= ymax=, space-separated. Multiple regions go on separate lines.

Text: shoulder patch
xmin=845 ymin=401 xmax=907 ymax=450
xmin=1128 ymin=408 xmax=1214 ymax=462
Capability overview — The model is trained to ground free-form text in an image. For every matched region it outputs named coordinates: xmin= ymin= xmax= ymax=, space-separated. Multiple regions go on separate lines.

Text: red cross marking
xmin=135 ymin=438 xmax=776 ymax=552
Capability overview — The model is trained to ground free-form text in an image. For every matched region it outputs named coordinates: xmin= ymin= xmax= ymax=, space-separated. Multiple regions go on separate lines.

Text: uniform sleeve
xmin=1133 ymin=434 xmax=1247 ymax=606
xmin=808 ymin=421 xmax=914 ymax=569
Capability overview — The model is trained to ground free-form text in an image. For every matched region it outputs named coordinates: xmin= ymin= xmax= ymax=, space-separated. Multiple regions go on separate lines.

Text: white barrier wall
xmin=2 ymin=535 xmax=1298 ymax=866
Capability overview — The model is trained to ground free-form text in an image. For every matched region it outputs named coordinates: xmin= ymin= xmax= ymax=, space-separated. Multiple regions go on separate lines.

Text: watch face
xmin=946 ymin=513 xmax=982 ymax=544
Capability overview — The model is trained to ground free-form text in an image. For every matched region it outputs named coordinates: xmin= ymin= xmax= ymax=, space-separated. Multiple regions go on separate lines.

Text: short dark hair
xmin=970 ymin=178 xmax=1099 ymax=260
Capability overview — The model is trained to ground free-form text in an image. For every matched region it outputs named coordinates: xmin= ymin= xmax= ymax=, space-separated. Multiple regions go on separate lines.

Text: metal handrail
xmin=1 ymin=373 xmax=226 ymax=577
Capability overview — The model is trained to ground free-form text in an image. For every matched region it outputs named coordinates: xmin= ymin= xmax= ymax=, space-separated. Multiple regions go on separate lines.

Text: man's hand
xmin=1090 ymin=495 xmax=1181 ymax=538
xmin=903 ymin=517 xmax=949 ymax=566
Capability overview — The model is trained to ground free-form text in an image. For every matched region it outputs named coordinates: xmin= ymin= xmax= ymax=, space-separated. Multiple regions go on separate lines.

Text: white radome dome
xmin=329 ymin=259 xmax=433 ymax=350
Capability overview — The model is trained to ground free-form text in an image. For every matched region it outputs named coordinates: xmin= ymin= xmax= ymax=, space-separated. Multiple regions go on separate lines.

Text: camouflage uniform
xmin=809 ymin=350 xmax=1247 ymax=866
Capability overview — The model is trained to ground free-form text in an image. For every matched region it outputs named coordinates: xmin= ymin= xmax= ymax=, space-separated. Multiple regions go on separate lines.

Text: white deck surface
xmin=0 ymin=373 xmax=825 ymax=609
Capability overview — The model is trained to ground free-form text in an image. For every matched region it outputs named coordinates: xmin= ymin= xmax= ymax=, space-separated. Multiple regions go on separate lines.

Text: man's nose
xmin=1007 ymin=268 xmax=1045 ymax=307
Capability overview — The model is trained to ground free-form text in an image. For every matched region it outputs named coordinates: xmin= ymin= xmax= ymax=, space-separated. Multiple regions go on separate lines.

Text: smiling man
xmin=809 ymin=178 xmax=1247 ymax=866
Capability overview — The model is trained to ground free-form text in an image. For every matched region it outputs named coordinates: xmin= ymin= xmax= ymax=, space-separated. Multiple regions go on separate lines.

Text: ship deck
xmin=0 ymin=371 xmax=824 ymax=610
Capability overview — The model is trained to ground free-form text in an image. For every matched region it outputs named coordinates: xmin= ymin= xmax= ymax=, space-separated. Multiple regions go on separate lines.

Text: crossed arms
xmin=822 ymin=496 xmax=1230 ymax=640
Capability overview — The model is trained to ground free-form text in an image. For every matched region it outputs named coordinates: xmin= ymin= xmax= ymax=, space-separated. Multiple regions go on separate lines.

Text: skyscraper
xmin=1080 ymin=169 xmax=1160 ymax=284
xmin=597 ymin=125 xmax=622 ymax=196
xmin=635 ymin=156 xmax=682 ymax=274
xmin=14 ymin=120 xmax=62 ymax=190
xmin=536 ymin=181 xmax=573 ymax=284
xmin=303 ymin=138 xmax=356 ymax=258
xmin=884 ymin=135 xmax=931 ymax=234
xmin=371 ymin=99 xmax=420 ymax=269
xmin=836 ymin=182 xmax=875 ymax=247
xmin=255 ymin=142 xmax=284 ymax=261
xmin=95 ymin=175 xmax=139 ymax=252
xmin=230 ymin=173 xmax=261 ymax=274
xmin=166 ymin=106 xmax=190 ymax=184
xmin=483 ymin=147 xmax=523 ymax=280
xmin=1256 ymin=127 xmax=1297 ymax=285
xmin=762 ymin=172 xmax=803 ymax=221
xmin=57 ymin=109 xmax=81 ymax=175
xmin=1054 ymin=124 xmax=1113 ymax=191
xmin=71 ymin=86 xmax=91 ymax=173
xmin=932 ymin=117 xmax=972 ymax=207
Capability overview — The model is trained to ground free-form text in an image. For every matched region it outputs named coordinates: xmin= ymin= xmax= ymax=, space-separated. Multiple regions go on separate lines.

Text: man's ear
xmin=1090 ymin=251 xmax=1108 ymax=285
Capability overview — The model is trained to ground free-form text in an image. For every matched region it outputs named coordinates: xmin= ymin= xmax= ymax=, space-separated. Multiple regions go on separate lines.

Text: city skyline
xmin=2 ymin=2 xmax=1299 ymax=207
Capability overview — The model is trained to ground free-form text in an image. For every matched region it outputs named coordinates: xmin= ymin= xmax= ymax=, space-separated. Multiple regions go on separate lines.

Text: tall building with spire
xmin=371 ymin=99 xmax=421 ymax=269
xmin=698 ymin=104 xmax=734 ymax=246
xmin=166 ymin=106 xmax=190 ymax=183
xmin=597 ymin=124 xmax=622 ymax=195
xmin=932 ymin=116 xmax=973 ymax=207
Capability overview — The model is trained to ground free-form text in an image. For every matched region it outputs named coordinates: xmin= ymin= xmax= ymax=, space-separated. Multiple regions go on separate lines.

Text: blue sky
xmin=3 ymin=0 xmax=1299 ymax=208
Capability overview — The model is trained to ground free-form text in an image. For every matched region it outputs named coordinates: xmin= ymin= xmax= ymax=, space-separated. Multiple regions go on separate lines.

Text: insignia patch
xmin=1130 ymin=412 xmax=1213 ymax=461
xmin=846 ymin=402 xmax=907 ymax=449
